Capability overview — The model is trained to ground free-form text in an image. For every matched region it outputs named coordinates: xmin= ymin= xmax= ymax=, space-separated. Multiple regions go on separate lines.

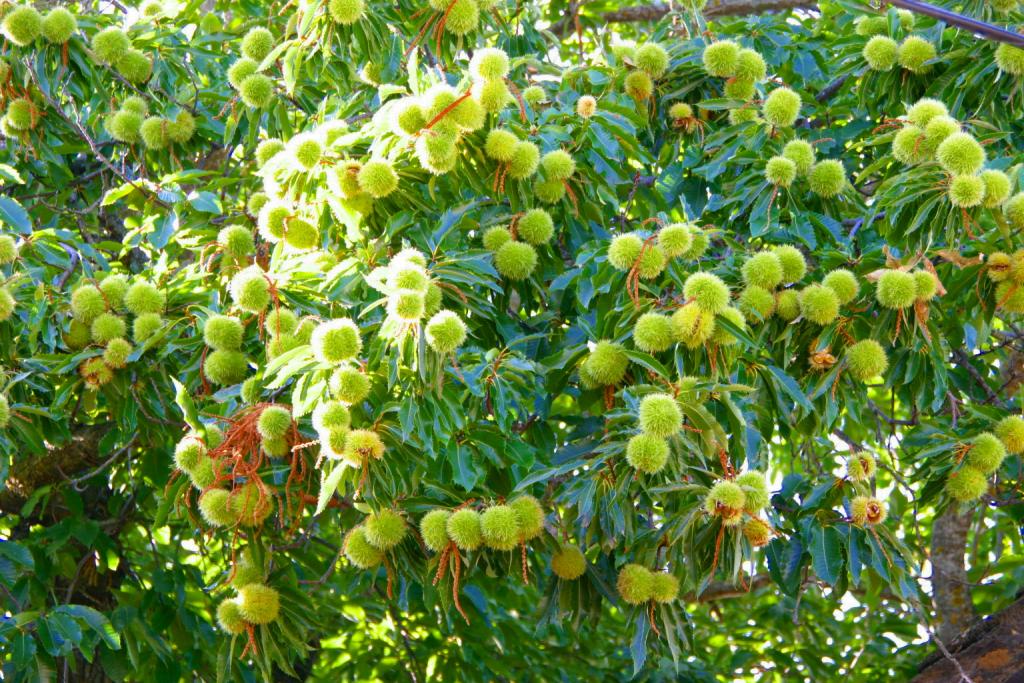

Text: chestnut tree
xmin=1 ymin=0 xmax=1024 ymax=679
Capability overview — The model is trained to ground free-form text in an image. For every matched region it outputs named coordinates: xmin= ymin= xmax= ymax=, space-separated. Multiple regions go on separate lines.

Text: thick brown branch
xmin=914 ymin=594 xmax=1024 ymax=682
xmin=0 ymin=425 xmax=108 ymax=515
xmin=704 ymin=0 xmax=815 ymax=17
xmin=551 ymin=0 xmax=817 ymax=36
xmin=888 ymin=0 xmax=1024 ymax=48
xmin=930 ymin=508 xmax=977 ymax=643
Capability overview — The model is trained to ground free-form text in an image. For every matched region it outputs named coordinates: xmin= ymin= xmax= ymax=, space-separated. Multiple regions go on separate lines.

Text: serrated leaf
xmin=316 ymin=463 xmax=346 ymax=516
xmin=809 ymin=525 xmax=843 ymax=585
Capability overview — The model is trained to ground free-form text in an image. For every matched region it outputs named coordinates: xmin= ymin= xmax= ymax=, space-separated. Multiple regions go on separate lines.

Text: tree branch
xmin=914 ymin=594 xmax=1024 ymax=681
xmin=888 ymin=0 xmax=1024 ymax=48
xmin=952 ymin=349 xmax=1008 ymax=408
xmin=704 ymin=0 xmax=816 ymax=18
xmin=692 ymin=574 xmax=772 ymax=601
xmin=0 ymin=425 xmax=109 ymax=515
xmin=930 ymin=508 xmax=977 ymax=643
xmin=550 ymin=0 xmax=817 ymax=36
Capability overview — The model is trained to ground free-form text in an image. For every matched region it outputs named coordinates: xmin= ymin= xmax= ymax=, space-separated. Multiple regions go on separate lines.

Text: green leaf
xmin=0 ymin=196 xmax=31 ymax=234
xmin=61 ymin=605 xmax=121 ymax=651
xmin=765 ymin=364 xmax=815 ymax=414
xmin=621 ymin=349 xmax=670 ymax=379
xmin=12 ymin=631 xmax=36 ymax=667
xmin=171 ymin=378 xmax=202 ymax=431
xmin=808 ymin=525 xmax=844 ymax=585
xmin=630 ymin=607 xmax=649 ymax=676
xmin=316 ymin=463 xmax=347 ymax=516
xmin=451 ymin=443 xmax=480 ymax=491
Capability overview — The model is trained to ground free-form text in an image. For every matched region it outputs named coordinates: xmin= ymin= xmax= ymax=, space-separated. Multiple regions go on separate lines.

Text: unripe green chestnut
xmin=704 ymin=480 xmax=746 ymax=525
xmin=782 ymin=140 xmax=815 ymax=177
xmin=635 ymin=42 xmax=670 ymax=78
xmin=683 ymin=272 xmax=730 ymax=314
xmin=738 ymin=286 xmax=775 ymax=321
xmin=425 ymin=310 xmax=468 ymax=354
xmin=581 ymin=341 xmax=629 ymax=386
xmin=484 ymin=129 xmax=518 ymax=162
xmin=936 ymin=133 xmax=985 ymax=176
xmin=798 ymin=284 xmax=839 ymax=325
xmin=995 ymin=43 xmax=1024 ymax=76
xmin=875 ymin=270 xmax=917 ymax=309
xmin=204 ymin=350 xmax=249 ymax=385
xmin=494 ymin=241 xmax=538 ymax=280
xmin=447 ymin=509 xmax=483 ymax=550
xmin=550 ymin=544 xmax=586 ymax=580
xmin=650 ymin=572 xmax=680 ymax=603
xmin=906 ymin=98 xmax=948 ymax=128
xmin=510 ymin=495 xmax=544 ymax=541
xmin=822 ymin=269 xmax=859 ymax=304
xmin=626 ymin=433 xmax=669 ymax=473
xmin=229 ymin=267 xmax=270 ymax=313
xmin=103 ymin=337 xmax=133 ymax=368
xmin=946 ymin=466 xmax=988 ymax=502
xmin=481 ymin=504 xmax=520 ymax=551
xmin=742 ymin=251 xmax=784 ymax=290
xmin=216 ymin=599 xmax=247 ymax=634
xmin=328 ymin=0 xmax=365 ymax=24
xmin=981 ymin=169 xmax=1011 ymax=207
xmin=312 ymin=318 xmax=361 ymax=363
xmin=671 ymin=304 xmax=715 ymax=348
xmin=762 ymin=87 xmax=801 ymax=128
xmin=364 ymin=509 xmax=407 ymax=550
xmin=2 ymin=6 xmax=42 ymax=46
xmin=239 ymin=74 xmax=274 ymax=108
xmin=967 ymin=432 xmax=1006 ymax=474
xmin=845 ymin=339 xmax=887 ymax=381
xmin=344 ymin=525 xmax=384 ymax=567
xmin=633 ymin=312 xmax=674 ymax=353
xmin=241 ymin=27 xmax=274 ymax=62
xmin=420 ymin=509 xmax=452 ymax=552
xmin=470 ymin=47 xmax=510 ymax=80
xmin=203 ymin=314 xmax=244 ymax=351
xmin=702 ymin=40 xmax=740 ymax=78
xmin=735 ymin=48 xmax=766 ymax=81
xmin=897 ymin=36 xmax=936 ymax=74
xmin=624 ymin=70 xmax=653 ymax=100
xmin=256 ymin=405 xmax=291 ymax=440
xmin=638 ymin=393 xmax=682 ymax=437
xmin=357 ymin=159 xmax=399 ymax=198
xmin=617 ymin=563 xmax=654 ymax=604
xmin=995 ymin=415 xmax=1024 ymax=454
xmin=808 ymin=160 xmax=846 ymax=197
xmin=863 ymin=35 xmax=898 ymax=71
xmin=772 ymin=245 xmax=807 ymax=283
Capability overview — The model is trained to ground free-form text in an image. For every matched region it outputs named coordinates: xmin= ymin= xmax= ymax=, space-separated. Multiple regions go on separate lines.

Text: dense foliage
xmin=1 ymin=0 xmax=1024 ymax=680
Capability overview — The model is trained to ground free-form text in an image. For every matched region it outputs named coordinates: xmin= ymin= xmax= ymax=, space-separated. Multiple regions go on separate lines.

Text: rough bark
xmin=931 ymin=508 xmax=978 ymax=643
xmin=914 ymin=594 xmax=1024 ymax=683
xmin=0 ymin=425 xmax=108 ymax=515
xmin=704 ymin=0 xmax=816 ymax=17
xmin=551 ymin=0 xmax=818 ymax=36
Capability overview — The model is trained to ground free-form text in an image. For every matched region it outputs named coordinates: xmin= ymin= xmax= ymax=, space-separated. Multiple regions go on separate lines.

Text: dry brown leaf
xmin=933 ymin=249 xmax=983 ymax=269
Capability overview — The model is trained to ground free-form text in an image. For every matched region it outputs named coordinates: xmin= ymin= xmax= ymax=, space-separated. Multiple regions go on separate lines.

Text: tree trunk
xmin=914 ymin=594 xmax=1024 ymax=683
xmin=931 ymin=507 xmax=977 ymax=642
